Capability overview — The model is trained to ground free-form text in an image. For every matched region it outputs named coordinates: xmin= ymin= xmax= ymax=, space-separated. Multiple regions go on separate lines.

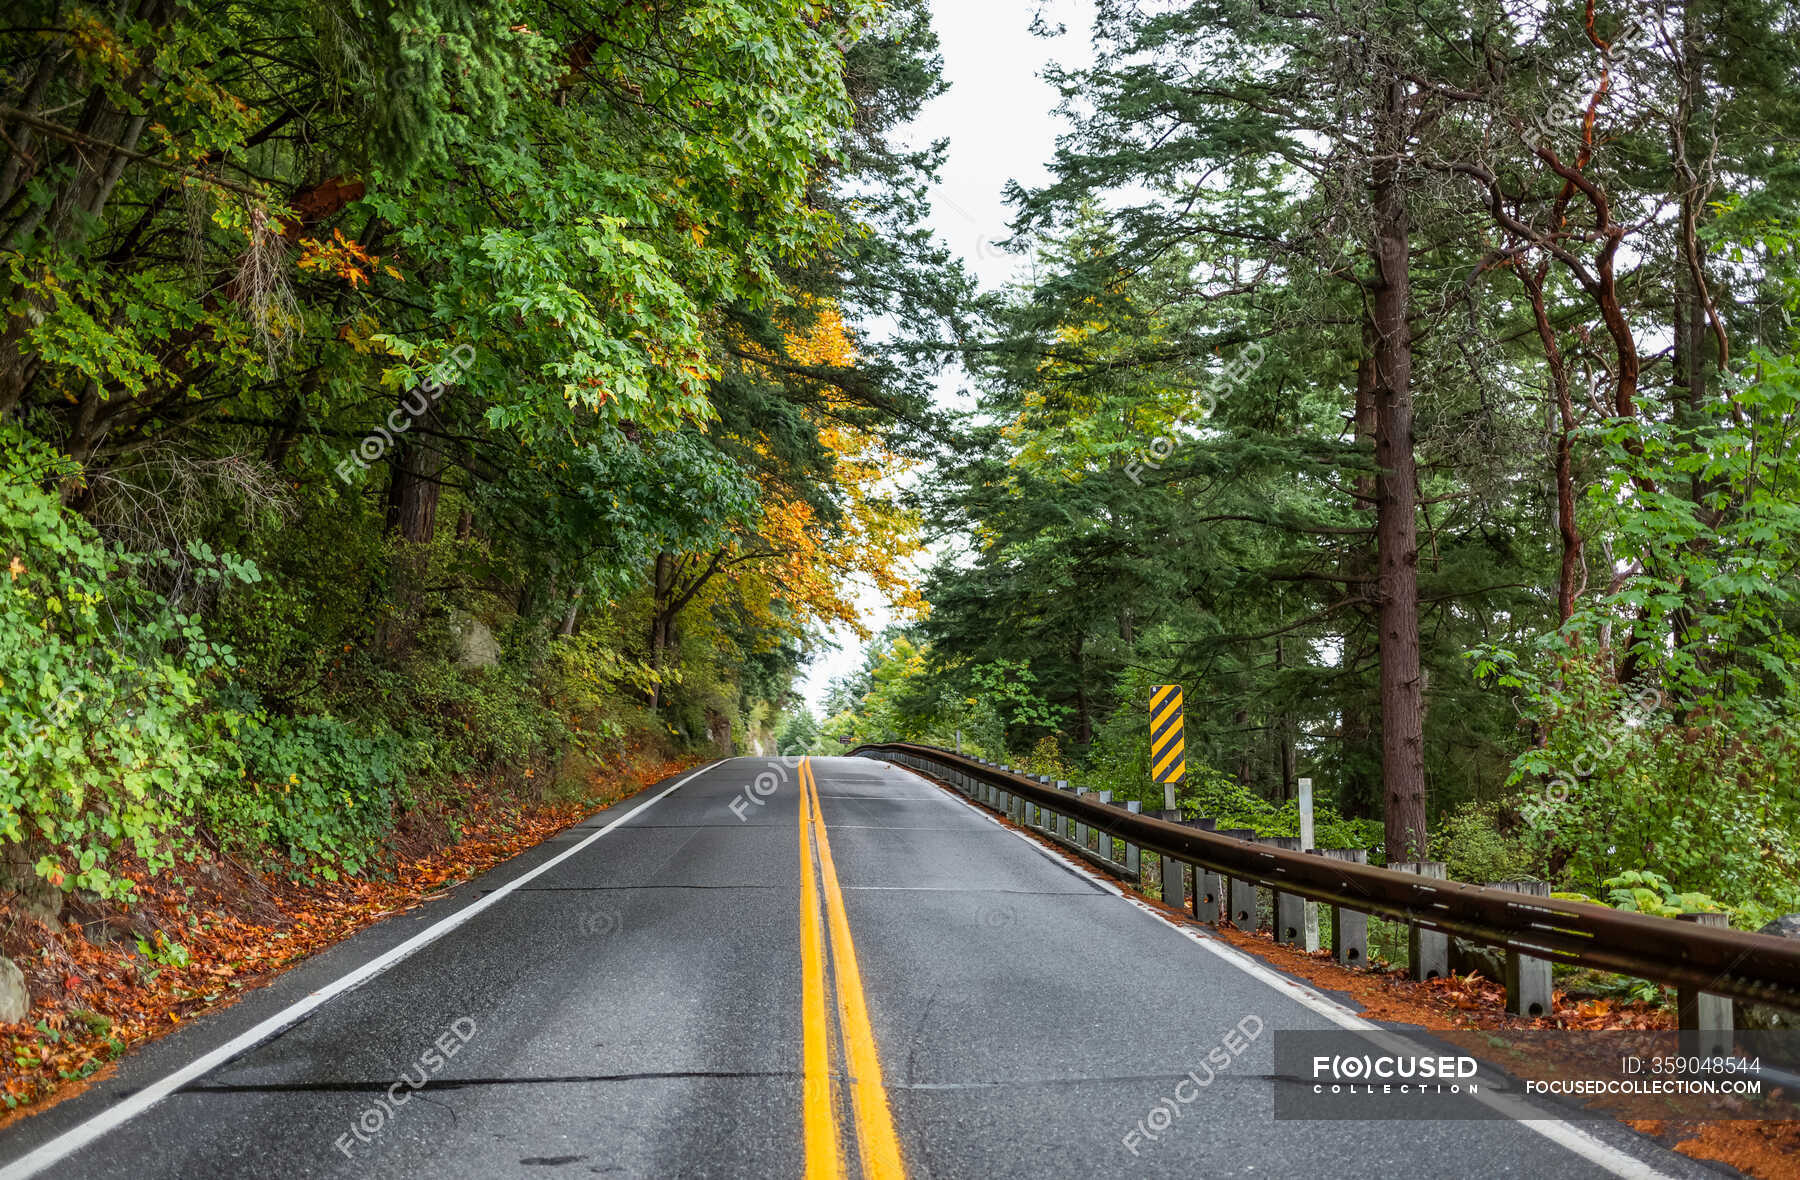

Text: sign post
xmin=1298 ymin=777 xmax=1319 ymax=951
xmin=1149 ymin=684 xmax=1184 ymax=812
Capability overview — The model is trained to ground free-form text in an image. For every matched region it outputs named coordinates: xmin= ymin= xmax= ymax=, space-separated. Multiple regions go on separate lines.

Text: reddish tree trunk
xmin=1520 ymin=265 xmax=1581 ymax=622
xmin=1370 ymin=75 xmax=1428 ymax=861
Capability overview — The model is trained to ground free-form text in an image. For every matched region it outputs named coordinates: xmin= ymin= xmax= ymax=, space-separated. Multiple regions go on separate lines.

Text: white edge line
xmin=0 ymin=759 xmax=726 ymax=1180
xmin=872 ymin=757 xmax=1682 ymax=1180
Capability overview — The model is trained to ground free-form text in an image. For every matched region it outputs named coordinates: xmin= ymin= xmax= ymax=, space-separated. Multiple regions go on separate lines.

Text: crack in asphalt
xmin=177 ymin=1070 xmax=800 ymax=1094
xmin=484 ymin=884 xmax=785 ymax=893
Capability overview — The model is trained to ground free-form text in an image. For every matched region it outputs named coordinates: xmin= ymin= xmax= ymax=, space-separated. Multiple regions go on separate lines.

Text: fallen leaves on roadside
xmin=0 ymin=746 xmax=697 ymax=1122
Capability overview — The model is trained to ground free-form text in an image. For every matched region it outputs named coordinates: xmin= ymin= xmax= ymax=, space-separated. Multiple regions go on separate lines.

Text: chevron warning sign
xmin=1149 ymin=684 xmax=1184 ymax=784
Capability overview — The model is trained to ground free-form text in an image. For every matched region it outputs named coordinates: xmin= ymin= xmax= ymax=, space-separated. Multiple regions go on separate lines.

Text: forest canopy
xmin=814 ymin=0 xmax=1800 ymax=928
xmin=0 ymin=0 xmax=962 ymax=896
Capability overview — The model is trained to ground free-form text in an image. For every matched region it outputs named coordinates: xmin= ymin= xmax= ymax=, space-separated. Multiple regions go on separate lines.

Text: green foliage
xmin=134 ymin=931 xmax=192 ymax=971
xmin=1599 ymin=870 xmax=1723 ymax=919
xmin=1433 ymin=802 xmax=1533 ymax=887
xmin=0 ymin=0 xmax=958 ymax=905
xmin=395 ymin=659 xmax=567 ymax=781
xmin=545 ymin=630 xmax=661 ymax=750
xmin=967 ymin=659 xmax=1067 ymax=736
xmin=773 ymin=709 xmax=823 ymax=756
xmin=1479 ymin=648 xmax=1800 ymax=918
xmin=0 ymin=432 xmax=245 ymax=898
xmin=201 ymin=714 xmax=407 ymax=880
xmin=1016 ymin=735 xmax=1074 ymax=781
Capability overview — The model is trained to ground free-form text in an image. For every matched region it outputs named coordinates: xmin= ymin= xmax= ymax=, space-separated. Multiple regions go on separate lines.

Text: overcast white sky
xmin=794 ymin=1 xmax=1096 ymax=714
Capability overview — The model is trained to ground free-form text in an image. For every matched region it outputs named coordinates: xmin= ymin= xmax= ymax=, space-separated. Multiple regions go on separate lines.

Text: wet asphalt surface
xmin=0 ymin=756 xmax=1724 ymax=1179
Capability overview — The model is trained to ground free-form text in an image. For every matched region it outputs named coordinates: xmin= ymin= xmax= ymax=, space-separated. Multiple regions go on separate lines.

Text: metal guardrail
xmin=852 ymin=742 xmax=1800 ymax=1013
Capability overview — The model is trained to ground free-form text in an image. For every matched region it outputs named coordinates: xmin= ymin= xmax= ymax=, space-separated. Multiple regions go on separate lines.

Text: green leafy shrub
xmin=0 ymin=432 xmax=247 ymax=898
xmin=1599 ymin=869 xmax=1722 ymax=918
xmin=1434 ymin=800 xmax=1532 ymax=885
xmin=200 ymin=714 xmax=407 ymax=879
xmin=1474 ymin=651 xmax=1800 ymax=912
xmin=377 ymin=656 xmax=566 ymax=784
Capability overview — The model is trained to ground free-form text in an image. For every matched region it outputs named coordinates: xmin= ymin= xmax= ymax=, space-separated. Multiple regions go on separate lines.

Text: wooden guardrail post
xmin=1319 ymin=848 xmax=1369 ymax=966
xmin=1390 ymin=861 xmax=1449 ymax=980
xmin=1219 ymin=828 xmax=1259 ymax=928
xmin=1488 ymin=879 xmax=1554 ymax=1016
xmin=1260 ymin=836 xmax=1305 ymax=946
xmin=1677 ymin=912 xmax=1734 ymax=1057
xmin=1187 ymin=818 xmax=1221 ymax=923
xmin=1158 ymin=808 xmax=1185 ymax=911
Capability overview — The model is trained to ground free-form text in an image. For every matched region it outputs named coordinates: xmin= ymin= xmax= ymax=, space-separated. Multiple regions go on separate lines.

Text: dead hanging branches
xmin=228 ymin=205 xmax=298 ymax=374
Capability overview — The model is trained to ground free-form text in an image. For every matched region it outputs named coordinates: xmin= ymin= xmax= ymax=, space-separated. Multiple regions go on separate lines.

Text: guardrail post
xmin=1123 ymin=801 xmax=1142 ymax=878
xmin=1260 ymin=837 xmax=1305 ymax=946
xmin=1218 ymin=828 xmax=1259 ymax=928
xmin=1391 ymin=861 xmax=1449 ymax=980
xmin=1074 ymin=789 xmax=1091 ymax=850
xmin=1053 ymin=781 xmax=1069 ymax=837
xmin=1676 ymin=912 xmax=1734 ymax=1057
xmin=1095 ymin=790 xmax=1114 ymax=861
xmin=1157 ymin=809 xmax=1185 ymax=910
xmin=1319 ymin=849 xmax=1369 ymax=966
xmin=1184 ymin=818 xmax=1218 ymax=921
xmin=1487 ymin=879 xmax=1554 ymax=1016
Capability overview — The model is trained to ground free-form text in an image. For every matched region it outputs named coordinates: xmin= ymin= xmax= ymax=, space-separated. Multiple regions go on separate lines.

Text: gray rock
xmin=1736 ymin=914 xmax=1800 ymax=1030
xmin=0 ymin=956 xmax=27 ymax=1024
xmin=449 ymin=613 xmax=501 ymax=668
xmin=1 ymin=844 xmax=62 ymax=924
xmin=1758 ymin=913 xmax=1800 ymax=941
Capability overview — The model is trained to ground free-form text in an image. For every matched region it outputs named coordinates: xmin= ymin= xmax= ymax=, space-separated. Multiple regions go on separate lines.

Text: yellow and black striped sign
xmin=1149 ymin=684 xmax=1184 ymax=783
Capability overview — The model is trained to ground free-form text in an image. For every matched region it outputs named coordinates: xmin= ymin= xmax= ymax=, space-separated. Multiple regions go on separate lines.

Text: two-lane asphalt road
xmin=0 ymin=757 xmax=1722 ymax=1178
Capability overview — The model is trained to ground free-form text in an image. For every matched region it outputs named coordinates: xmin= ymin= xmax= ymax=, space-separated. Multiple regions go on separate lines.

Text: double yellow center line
xmin=797 ymin=757 xmax=906 ymax=1180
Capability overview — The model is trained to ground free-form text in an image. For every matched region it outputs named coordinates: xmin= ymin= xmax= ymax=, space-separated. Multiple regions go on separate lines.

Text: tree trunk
xmin=385 ymin=410 xmax=445 ymax=544
xmin=1370 ymin=74 xmax=1428 ymax=861
xmin=1519 ymin=265 xmax=1581 ymax=622
xmin=647 ymin=551 xmax=676 ymax=712
xmin=1233 ymin=707 xmax=1253 ymax=788
xmin=1275 ymin=634 xmax=1293 ymax=802
xmin=1071 ymin=633 xmax=1092 ymax=746
xmin=378 ymin=392 xmax=445 ymax=655
xmin=1335 ymin=345 xmax=1382 ymax=819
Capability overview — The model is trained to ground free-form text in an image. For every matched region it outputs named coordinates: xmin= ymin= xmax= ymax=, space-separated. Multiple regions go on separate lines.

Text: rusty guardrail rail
xmin=852 ymin=742 xmax=1800 ymax=1014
